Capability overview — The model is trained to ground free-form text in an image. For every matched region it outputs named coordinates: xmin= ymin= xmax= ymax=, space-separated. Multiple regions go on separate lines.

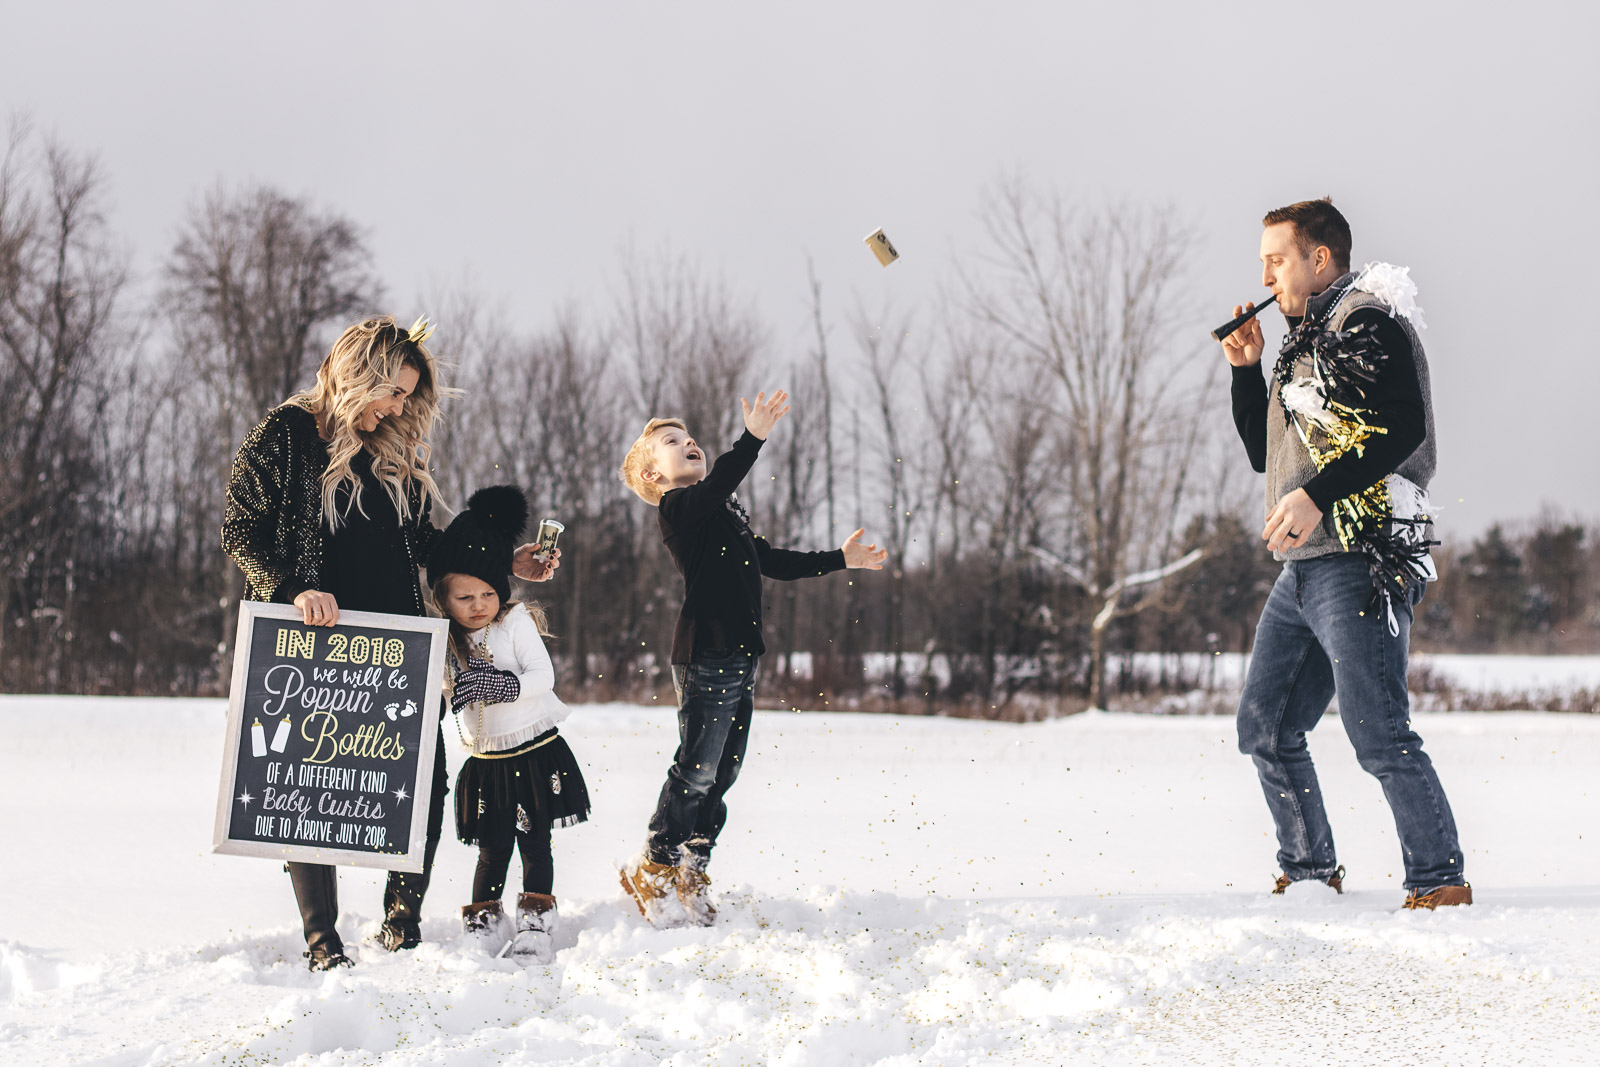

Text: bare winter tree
xmin=964 ymin=339 xmax=1059 ymax=704
xmin=913 ymin=311 xmax=984 ymax=710
xmin=967 ymin=181 xmax=1213 ymax=710
xmin=0 ymin=125 xmax=131 ymax=688
xmin=518 ymin=316 xmax=631 ymax=690
xmin=167 ymin=186 xmax=377 ymax=420
xmin=851 ymin=304 xmax=929 ymax=701
xmin=805 ymin=257 xmax=838 ymax=543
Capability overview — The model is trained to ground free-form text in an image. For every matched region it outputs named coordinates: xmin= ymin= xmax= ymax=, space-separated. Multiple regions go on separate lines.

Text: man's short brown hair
xmin=1263 ymin=197 xmax=1352 ymax=273
xmin=618 ymin=417 xmax=687 ymax=505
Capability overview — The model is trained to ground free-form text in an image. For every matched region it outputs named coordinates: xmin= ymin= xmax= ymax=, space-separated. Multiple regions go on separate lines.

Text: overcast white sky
xmin=4 ymin=1 xmax=1595 ymax=537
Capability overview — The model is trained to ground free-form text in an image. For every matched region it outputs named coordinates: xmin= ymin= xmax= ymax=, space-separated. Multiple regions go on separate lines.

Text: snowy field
xmin=2 ymin=695 xmax=1599 ymax=1066
xmin=824 ymin=652 xmax=1600 ymax=700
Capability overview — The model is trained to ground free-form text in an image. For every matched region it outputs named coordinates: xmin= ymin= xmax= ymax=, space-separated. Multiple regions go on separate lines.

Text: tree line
xmin=3 ymin=126 xmax=1595 ymax=712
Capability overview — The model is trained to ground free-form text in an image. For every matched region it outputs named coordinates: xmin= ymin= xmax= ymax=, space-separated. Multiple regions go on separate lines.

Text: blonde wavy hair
xmin=288 ymin=315 xmax=459 ymax=529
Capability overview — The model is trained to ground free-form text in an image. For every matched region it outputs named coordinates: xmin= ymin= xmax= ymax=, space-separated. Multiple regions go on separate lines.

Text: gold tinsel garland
xmin=1275 ymin=318 xmax=1437 ymax=610
xmin=1291 ymin=399 xmax=1395 ymax=560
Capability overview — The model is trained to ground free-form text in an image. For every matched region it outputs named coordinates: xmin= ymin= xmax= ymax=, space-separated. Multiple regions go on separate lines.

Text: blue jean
xmin=1237 ymin=553 xmax=1464 ymax=891
xmin=645 ymin=651 xmax=757 ymax=870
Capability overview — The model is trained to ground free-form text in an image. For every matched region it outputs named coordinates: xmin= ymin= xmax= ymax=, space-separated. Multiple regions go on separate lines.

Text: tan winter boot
xmin=1403 ymin=883 xmax=1473 ymax=910
xmin=1272 ymin=865 xmax=1345 ymax=895
xmin=620 ymin=858 xmax=681 ymax=925
xmin=677 ymin=867 xmax=717 ymax=927
xmin=509 ymin=893 xmax=557 ymax=964
xmin=461 ymin=899 xmax=511 ymax=954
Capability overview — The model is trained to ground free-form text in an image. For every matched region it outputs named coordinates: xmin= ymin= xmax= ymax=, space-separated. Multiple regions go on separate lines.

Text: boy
xmin=616 ymin=389 xmax=887 ymax=925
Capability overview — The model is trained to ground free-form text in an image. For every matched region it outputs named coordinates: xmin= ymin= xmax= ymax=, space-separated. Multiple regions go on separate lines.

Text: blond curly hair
xmin=617 ymin=417 xmax=687 ymax=505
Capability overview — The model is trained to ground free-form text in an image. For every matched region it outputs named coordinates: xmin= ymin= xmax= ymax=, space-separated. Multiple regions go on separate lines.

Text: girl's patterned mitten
xmin=452 ymin=657 xmax=521 ymax=711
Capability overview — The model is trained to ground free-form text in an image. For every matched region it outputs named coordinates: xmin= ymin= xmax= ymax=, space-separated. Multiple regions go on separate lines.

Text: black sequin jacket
xmin=221 ymin=403 xmax=442 ymax=613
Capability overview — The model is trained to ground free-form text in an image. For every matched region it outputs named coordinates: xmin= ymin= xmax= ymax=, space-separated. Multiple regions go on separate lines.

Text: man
xmin=1223 ymin=197 xmax=1469 ymax=909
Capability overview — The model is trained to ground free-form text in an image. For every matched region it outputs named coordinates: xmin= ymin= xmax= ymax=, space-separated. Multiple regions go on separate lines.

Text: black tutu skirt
xmin=455 ymin=729 xmax=591 ymax=846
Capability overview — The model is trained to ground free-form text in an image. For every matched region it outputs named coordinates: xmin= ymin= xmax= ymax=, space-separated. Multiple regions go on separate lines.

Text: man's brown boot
xmin=620 ymin=858 xmax=680 ymax=924
xmin=1272 ymin=865 xmax=1345 ymax=895
xmin=1403 ymin=884 xmax=1473 ymax=910
xmin=677 ymin=867 xmax=716 ymax=927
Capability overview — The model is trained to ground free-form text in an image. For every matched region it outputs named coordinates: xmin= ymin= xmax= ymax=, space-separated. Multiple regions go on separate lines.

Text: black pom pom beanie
xmin=427 ymin=485 xmax=529 ymax=604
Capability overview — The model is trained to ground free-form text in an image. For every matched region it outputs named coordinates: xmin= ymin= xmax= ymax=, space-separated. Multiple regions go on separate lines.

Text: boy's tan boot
xmin=508 ymin=892 xmax=557 ymax=964
xmin=620 ymin=858 xmax=681 ymax=925
xmin=1403 ymin=883 xmax=1473 ymax=909
xmin=677 ymin=867 xmax=716 ymax=927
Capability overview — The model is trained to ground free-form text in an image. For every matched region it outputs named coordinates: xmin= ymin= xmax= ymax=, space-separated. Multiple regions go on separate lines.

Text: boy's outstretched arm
xmin=662 ymin=390 xmax=790 ymax=525
xmin=756 ymin=527 xmax=888 ymax=580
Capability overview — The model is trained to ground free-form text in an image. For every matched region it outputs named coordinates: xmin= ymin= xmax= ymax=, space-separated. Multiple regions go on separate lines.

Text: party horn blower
xmin=1211 ymin=294 xmax=1277 ymax=341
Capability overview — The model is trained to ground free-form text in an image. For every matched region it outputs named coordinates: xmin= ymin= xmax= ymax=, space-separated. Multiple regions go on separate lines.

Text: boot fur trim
xmin=462 ymin=899 xmax=507 ymax=932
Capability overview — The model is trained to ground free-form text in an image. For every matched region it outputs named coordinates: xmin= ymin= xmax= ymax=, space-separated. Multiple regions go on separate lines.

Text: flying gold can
xmin=864 ymin=228 xmax=900 ymax=267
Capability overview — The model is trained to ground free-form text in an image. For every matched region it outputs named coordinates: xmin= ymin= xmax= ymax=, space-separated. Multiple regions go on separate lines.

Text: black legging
xmin=288 ymin=725 xmax=449 ymax=951
xmin=472 ymin=821 xmax=554 ymax=901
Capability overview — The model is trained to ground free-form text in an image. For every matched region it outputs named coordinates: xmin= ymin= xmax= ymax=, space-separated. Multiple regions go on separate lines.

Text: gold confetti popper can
xmin=535 ymin=518 xmax=565 ymax=559
xmin=864 ymin=228 xmax=900 ymax=267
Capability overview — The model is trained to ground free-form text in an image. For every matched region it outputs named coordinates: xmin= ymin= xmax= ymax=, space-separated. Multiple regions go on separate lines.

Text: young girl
xmin=426 ymin=485 xmax=590 ymax=963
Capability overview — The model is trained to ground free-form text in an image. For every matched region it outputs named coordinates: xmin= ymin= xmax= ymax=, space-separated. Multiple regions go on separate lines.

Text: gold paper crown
xmin=407 ymin=316 xmax=437 ymax=345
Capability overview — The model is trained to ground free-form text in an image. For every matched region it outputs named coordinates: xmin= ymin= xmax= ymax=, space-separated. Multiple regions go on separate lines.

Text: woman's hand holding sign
xmin=294 ymin=589 xmax=340 ymax=627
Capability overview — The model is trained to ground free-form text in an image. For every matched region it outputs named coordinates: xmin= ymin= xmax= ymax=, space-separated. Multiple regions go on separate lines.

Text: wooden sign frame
xmin=212 ymin=601 xmax=449 ymax=872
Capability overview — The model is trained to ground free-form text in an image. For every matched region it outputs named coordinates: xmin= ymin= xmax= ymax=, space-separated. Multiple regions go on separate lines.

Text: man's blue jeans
xmin=1237 ymin=553 xmax=1464 ymax=891
xmin=646 ymin=651 xmax=757 ymax=870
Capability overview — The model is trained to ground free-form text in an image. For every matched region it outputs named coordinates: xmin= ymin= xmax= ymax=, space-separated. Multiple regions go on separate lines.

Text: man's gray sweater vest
xmin=1266 ymin=275 xmax=1437 ymax=562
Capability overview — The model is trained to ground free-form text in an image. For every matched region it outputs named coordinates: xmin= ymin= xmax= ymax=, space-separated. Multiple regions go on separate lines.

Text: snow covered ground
xmin=830 ymin=651 xmax=1600 ymax=699
xmin=3 ymin=694 xmax=1599 ymax=1065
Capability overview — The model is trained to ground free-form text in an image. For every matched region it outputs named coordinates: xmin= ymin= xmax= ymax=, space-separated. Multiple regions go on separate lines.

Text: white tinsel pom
xmin=1354 ymin=262 xmax=1427 ymax=330
xmin=1279 ymin=377 xmax=1338 ymax=429
xmin=1387 ymin=474 xmax=1439 ymax=582
xmin=1386 ymin=474 xmax=1432 ymax=521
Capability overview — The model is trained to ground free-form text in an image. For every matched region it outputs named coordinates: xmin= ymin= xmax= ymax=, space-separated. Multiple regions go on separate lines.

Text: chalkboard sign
xmin=212 ymin=602 xmax=448 ymax=872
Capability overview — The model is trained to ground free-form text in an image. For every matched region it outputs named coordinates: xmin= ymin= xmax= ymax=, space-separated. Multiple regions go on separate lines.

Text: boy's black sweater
xmin=658 ymin=430 xmax=845 ymax=664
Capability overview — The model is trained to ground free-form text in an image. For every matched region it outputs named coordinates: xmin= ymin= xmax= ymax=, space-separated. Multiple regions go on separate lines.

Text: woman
xmin=222 ymin=315 xmax=556 ymax=970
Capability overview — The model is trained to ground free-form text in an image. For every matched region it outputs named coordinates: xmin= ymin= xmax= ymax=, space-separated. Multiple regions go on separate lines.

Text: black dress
xmin=323 ymin=451 xmax=425 ymax=618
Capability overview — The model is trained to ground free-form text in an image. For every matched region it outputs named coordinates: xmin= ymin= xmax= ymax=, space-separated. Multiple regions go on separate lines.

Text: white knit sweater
xmin=453 ymin=603 xmax=570 ymax=755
